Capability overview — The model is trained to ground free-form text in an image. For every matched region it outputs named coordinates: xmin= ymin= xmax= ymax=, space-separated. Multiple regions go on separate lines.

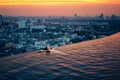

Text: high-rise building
xmin=111 ymin=14 xmax=116 ymax=20
xmin=18 ymin=20 xmax=26 ymax=28
xmin=99 ymin=13 xmax=104 ymax=20
xmin=0 ymin=15 xmax=2 ymax=27
xmin=74 ymin=13 xmax=77 ymax=18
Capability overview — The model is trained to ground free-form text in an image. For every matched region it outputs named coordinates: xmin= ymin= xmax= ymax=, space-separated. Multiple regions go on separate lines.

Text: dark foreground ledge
xmin=0 ymin=32 xmax=120 ymax=80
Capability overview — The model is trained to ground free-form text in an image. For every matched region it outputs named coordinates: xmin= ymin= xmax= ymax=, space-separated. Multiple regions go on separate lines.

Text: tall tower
xmin=0 ymin=15 xmax=2 ymax=27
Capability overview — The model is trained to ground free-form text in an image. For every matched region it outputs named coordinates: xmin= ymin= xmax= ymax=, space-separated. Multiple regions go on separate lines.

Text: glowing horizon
xmin=0 ymin=0 xmax=120 ymax=16
xmin=0 ymin=0 xmax=120 ymax=5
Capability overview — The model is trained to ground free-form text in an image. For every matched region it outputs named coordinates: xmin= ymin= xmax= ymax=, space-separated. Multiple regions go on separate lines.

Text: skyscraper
xmin=0 ymin=15 xmax=2 ymax=27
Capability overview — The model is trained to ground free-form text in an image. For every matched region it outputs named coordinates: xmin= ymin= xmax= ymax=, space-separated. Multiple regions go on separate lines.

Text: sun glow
xmin=0 ymin=0 xmax=120 ymax=16
xmin=0 ymin=0 xmax=120 ymax=5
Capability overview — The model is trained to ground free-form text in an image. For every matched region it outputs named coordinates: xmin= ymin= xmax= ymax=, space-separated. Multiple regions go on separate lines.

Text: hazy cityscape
xmin=0 ymin=14 xmax=120 ymax=57
xmin=1 ymin=0 xmax=120 ymax=80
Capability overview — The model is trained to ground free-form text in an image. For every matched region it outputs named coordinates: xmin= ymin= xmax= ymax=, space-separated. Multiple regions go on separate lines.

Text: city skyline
xmin=0 ymin=0 xmax=120 ymax=16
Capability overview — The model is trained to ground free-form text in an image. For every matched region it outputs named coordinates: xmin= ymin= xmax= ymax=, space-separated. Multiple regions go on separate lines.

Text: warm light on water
xmin=0 ymin=33 xmax=120 ymax=79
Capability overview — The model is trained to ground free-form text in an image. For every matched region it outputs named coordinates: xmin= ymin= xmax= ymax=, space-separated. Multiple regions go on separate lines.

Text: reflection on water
xmin=0 ymin=33 xmax=120 ymax=80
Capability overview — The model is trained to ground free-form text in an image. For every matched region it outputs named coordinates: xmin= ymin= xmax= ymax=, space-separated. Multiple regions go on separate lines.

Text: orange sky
xmin=0 ymin=0 xmax=120 ymax=16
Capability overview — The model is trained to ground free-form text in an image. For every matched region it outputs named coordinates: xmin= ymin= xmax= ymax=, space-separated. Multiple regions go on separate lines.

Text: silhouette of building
xmin=111 ymin=14 xmax=116 ymax=20
xmin=0 ymin=15 xmax=2 ymax=26
xmin=99 ymin=13 xmax=104 ymax=20
xmin=74 ymin=13 xmax=78 ymax=18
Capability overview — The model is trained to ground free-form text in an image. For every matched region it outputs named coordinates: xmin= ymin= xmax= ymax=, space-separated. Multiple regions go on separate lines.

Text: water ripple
xmin=0 ymin=33 xmax=120 ymax=80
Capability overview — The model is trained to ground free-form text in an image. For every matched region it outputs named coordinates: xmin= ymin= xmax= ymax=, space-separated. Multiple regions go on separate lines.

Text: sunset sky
xmin=0 ymin=0 xmax=120 ymax=16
